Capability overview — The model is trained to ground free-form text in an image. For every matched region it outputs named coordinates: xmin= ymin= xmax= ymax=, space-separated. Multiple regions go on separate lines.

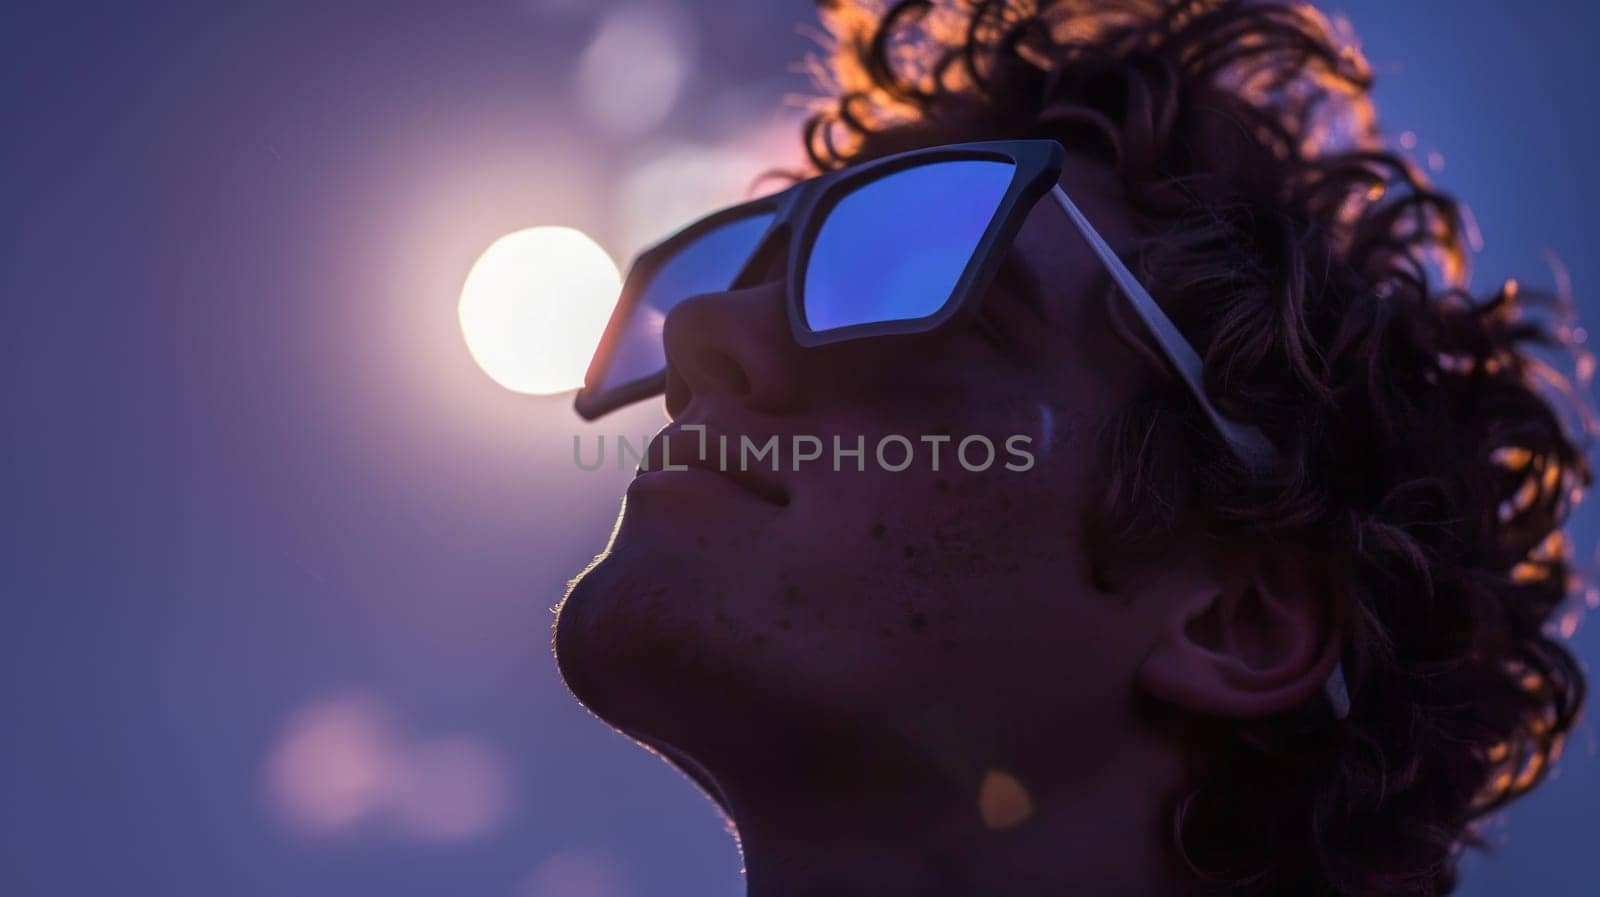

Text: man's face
xmin=555 ymin=155 xmax=1171 ymax=783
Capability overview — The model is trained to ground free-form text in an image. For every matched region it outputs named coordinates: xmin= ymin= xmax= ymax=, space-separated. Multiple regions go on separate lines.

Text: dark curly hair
xmin=801 ymin=1 xmax=1592 ymax=894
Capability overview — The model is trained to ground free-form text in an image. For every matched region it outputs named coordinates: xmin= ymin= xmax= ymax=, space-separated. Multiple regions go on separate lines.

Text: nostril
xmin=664 ymin=374 xmax=690 ymax=418
xmin=664 ymin=348 xmax=751 ymax=419
xmin=698 ymin=349 xmax=751 ymax=396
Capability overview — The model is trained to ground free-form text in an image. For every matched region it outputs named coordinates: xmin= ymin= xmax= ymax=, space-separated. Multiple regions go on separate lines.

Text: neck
xmin=706 ymin=727 xmax=1188 ymax=897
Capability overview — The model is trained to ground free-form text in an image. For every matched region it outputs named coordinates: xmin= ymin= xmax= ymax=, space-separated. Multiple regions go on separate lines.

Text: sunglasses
xmin=575 ymin=140 xmax=1272 ymax=469
xmin=573 ymin=137 xmax=1348 ymax=719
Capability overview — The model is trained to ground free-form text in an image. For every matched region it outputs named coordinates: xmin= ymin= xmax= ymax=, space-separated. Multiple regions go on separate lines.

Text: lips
xmin=639 ymin=426 xmax=791 ymax=507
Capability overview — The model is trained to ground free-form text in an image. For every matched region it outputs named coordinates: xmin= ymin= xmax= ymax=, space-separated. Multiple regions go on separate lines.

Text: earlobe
xmin=1135 ymin=550 xmax=1342 ymax=719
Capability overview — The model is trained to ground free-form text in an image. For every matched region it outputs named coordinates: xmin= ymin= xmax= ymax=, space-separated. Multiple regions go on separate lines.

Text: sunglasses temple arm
xmin=1047 ymin=186 xmax=1278 ymax=474
xmin=1047 ymin=186 xmax=1349 ymax=720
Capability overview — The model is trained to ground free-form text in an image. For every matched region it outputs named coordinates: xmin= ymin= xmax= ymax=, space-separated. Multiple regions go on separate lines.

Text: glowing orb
xmin=459 ymin=226 xmax=621 ymax=395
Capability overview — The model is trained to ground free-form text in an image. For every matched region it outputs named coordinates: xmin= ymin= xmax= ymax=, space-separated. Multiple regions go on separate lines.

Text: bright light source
xmin=459 ymin=226 xmax=621 ymax=395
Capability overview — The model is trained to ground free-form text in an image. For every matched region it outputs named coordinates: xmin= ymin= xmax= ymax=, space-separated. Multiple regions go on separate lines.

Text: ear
xmin=1136 ymin=546 xmax=1342 ymax=719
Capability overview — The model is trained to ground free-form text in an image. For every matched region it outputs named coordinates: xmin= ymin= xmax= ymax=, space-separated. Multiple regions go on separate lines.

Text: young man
xmin=553 ymin=1 xmax=1590 ymax=894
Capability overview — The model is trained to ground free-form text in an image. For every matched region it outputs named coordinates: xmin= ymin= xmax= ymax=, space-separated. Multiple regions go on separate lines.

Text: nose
xmin=661 ymin=277 xmax=806 ymax=418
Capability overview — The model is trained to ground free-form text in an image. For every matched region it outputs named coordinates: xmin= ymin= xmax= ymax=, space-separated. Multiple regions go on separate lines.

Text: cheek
xmin=868 ymin=405 xmax=1106 ymax=632
xmin=628 ymin=390 xmax=1109 ymax=683
xmin=860 ymin=468 xmax=1143 ymax=726
xmin=769 ymin=447 xmax=1092 ymax=666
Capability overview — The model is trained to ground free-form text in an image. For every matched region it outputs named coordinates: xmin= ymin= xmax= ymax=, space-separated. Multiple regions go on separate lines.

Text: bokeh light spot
xmin=391 ymin=735 xmax=514 ymax=842
xmin=519 ymin=846 xmax=633 ymax=897
xmin=263 ymin=693 xmax=517 ymax=843
xmin=263 ymin=695 xmax=401 ymax=834
xmin=977 ymin=769 xmax=1034 ymax=830
xmin=575 ymin=3 xmax=694 ymax=138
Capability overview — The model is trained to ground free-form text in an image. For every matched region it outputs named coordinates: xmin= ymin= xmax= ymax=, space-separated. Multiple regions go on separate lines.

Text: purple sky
xmin=3 ymin=2 xmax=1596 ymax=895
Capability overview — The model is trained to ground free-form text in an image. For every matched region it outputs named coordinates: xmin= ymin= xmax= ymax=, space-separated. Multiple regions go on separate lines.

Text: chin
xmin=553 ymin=554 xmax=745 ymax=815
xmin=554 ymin=530 xmax=875 ymax=769
xmin=553 ymin=547 xmax=745 ymax=747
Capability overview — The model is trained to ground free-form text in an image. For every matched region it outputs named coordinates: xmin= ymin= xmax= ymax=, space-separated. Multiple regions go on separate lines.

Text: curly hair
xmin=802 ymin=1 xmax=1592 ymax=894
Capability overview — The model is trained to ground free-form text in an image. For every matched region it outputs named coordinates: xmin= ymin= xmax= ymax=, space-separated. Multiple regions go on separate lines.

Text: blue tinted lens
xmin=802 ymin=159 xmax=1015 ymax=332
xmin=596 ymin=212 xmax=775 ymax=393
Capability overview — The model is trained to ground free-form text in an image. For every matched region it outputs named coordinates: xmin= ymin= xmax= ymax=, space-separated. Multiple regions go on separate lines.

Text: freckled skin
xmin=552 ymin=157 xmax=1194 ymax=894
